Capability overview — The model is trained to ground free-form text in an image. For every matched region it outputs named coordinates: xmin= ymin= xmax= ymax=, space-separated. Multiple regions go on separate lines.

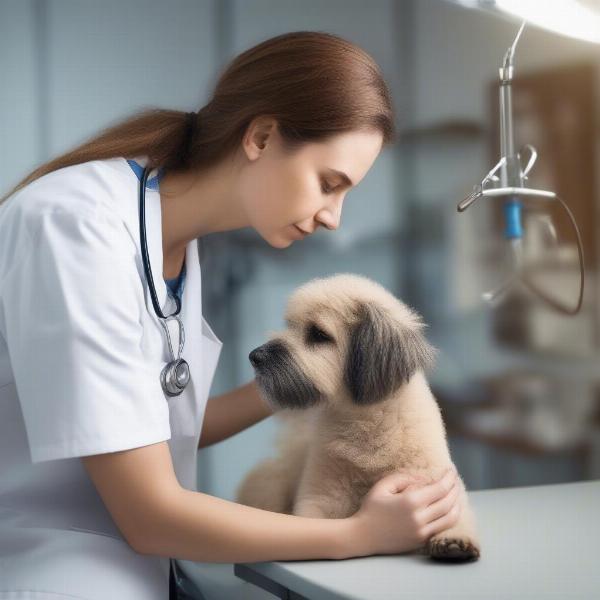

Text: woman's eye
xmin=321 ymin=181 xmax=335 ymax=194
xmin=307 ymin=324 xmax=333 ymax=344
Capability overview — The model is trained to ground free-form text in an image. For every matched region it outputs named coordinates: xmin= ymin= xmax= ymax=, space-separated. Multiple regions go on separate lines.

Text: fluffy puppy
xmin=235 ymin=273 xmax=480 ymax=561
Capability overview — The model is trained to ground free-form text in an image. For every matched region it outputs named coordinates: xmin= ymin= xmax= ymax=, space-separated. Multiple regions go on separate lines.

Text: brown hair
xmin=0 ymin=30 xmax=396 ymax=205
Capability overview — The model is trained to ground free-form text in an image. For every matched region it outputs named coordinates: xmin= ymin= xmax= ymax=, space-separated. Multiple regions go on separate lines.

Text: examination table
xmin=175 ymin=479 xmax=599 ymax=599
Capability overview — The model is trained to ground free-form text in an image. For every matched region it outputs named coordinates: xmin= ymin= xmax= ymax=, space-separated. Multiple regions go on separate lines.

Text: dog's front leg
xmin=292 ymin=464 xmax=331 ymax=518
xmin=292 ymin=498 xmax=329 ymax=519
xmin=294 ymin=486 xmax=357 ymax=519
xmin=426 ymin=475 xmax=481 ymax=561
xmin=235 ymin=457 xmax=297 ymax=514
xmin=293 ymin=456 xmax=362 ymax=519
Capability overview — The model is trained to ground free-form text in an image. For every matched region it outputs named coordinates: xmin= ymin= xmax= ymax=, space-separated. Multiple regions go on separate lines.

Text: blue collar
xmin=126 ymin=159 xmax=165 ymax=190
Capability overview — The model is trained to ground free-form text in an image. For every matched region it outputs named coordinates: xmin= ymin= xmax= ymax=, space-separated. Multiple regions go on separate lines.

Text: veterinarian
xmin=0 ymin=31 xmax=463 ymax=599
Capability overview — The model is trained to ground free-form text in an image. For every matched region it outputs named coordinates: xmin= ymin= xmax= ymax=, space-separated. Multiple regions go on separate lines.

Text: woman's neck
xmin=158 ymin=157 xmax=247 ymax=268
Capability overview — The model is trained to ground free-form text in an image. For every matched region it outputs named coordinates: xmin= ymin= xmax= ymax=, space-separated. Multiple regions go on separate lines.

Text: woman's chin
xmin=266 ymin=231 xmax=296 ymax=248
xmin=264 ymin=238 xmax=288 ymax=249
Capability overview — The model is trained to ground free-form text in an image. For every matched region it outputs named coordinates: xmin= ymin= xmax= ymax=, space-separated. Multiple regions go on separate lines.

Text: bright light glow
xmin=496 ymin=0 xmax=600 ymax=43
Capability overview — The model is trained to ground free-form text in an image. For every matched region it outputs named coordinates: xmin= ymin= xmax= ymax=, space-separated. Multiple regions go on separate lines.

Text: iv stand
xmin=457 ymin=21 xmax=585 ymax=316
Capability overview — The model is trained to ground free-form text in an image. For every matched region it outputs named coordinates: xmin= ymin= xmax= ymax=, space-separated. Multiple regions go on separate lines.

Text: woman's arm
xmin=83 ymin=439 xmax=463 ymax=564
xmin=198 ymin=378 xmax=274 ymax=449
xmin=82 ymin=441 xmax=356 ymax=563
xmin=141 ymin=483 xmax=355 ymax=562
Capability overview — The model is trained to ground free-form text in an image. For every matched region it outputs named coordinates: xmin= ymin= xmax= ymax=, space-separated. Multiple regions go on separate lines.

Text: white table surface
xmin=229 ymin=479 xmax=600 ymax=599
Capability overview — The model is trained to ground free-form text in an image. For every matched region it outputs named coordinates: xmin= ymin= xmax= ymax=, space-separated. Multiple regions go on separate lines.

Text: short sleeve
xmin=0 ymin=207 xmax=171 ymax=463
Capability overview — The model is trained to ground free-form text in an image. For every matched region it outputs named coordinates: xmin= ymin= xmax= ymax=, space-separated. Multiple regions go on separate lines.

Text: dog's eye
xmin=306 ymin=324 xmax=334 ymax=344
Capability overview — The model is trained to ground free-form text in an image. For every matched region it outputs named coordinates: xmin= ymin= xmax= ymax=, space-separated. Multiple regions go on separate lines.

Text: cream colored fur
xmin=236 ymin=273 xmax=481 ymax=560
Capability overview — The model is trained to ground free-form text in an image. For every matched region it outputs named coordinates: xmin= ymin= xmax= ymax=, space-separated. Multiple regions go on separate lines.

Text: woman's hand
xmin=347 ymin=466 xmax=462 ymax=557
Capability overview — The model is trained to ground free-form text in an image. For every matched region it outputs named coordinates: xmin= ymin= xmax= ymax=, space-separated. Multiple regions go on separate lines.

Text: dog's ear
xmin=344 ymin=302 xmax=437 ymax=405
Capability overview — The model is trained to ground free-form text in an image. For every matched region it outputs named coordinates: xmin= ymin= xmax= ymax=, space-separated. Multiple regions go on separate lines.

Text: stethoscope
xmin=139 ymin=166 xmax=190 ymax=397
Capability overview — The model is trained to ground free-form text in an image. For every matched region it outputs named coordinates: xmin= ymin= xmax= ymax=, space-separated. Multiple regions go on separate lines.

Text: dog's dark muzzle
xmin=249 ymin=340 xmax=296 ymax=377
xmin=249 ymin=341 xmax=283 ymax=369
xmin=248 ymin=341 xmax=322 ymax=409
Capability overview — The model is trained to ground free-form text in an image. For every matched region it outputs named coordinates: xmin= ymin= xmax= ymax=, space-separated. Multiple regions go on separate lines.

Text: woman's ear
xmin=343 ymin=302 xmax=437 ymax=405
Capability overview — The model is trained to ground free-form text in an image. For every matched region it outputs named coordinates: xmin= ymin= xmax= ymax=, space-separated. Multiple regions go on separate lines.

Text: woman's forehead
xmin=301 ymin=130 xmax=383 ymax=180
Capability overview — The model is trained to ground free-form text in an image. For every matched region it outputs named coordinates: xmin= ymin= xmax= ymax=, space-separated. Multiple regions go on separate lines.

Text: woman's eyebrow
xmin=326 ymin=168 xmax=354 ymax=188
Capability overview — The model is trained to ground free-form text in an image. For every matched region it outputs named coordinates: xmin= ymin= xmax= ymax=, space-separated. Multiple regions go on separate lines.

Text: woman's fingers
xmin=418 ymin=478 xmax=460 ymax=524
xmin=420 ymin=495 xmax=462 ymax=540
xmin=379 ymin=470 xmax=435 ymax=494
xmin=407 ymin=468 xmax=457 ymax=508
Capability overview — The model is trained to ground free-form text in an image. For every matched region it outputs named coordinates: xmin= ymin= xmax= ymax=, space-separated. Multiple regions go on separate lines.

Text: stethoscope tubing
xmin=139 ymin=165 xmax=190 ymax=396
xmin=139 ymin=166 xmax=181 ymax=319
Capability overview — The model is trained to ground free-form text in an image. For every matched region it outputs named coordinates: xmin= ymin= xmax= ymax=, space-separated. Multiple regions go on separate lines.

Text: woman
xmin=0 ymin=31 xmax=462 ymax=599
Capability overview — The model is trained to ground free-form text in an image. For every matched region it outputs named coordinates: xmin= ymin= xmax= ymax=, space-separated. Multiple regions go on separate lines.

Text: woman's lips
xmin=294 ymin=225 xmax=308 ymax=236
xmin=294 ymin=225 xmax=308 ymax=237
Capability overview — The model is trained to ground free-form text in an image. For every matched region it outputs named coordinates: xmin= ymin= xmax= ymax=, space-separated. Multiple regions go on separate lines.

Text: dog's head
xmin=249 ymin=273 xmax=437 ymax=410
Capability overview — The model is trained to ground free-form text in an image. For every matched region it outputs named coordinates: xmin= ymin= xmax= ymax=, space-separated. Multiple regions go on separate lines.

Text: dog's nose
xmin=249 ymin=342 xmax=284 ymax=368
xmin=249 ymin=346 xmax=268 ymax=368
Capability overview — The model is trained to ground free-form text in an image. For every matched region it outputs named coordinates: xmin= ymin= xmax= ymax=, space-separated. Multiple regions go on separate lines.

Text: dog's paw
xmin=426 ymin=535 xmax=480 ymax=562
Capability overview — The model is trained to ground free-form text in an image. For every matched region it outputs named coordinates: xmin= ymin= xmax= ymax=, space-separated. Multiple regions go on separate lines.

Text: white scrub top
xmin=0 ymin=156 xmax=223 ymax=599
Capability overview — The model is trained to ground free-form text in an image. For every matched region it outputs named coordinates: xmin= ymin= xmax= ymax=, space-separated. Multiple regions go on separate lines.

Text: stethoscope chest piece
xmin=161 ymin=357 xmax=190 ymax=397
xmin=158 ymin=313 xmax=190 ymax=397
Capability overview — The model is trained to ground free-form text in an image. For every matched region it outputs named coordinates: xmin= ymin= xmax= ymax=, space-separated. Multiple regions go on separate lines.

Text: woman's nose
xmin=316 ymin=201 xmax=342 ymax=230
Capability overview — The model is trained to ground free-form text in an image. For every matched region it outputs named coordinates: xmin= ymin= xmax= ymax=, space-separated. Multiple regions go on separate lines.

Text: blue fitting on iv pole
xmin=504 ymin=197 xmax=523 ymax=239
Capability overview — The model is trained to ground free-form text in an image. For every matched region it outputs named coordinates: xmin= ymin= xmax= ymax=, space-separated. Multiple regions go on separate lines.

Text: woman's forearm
xmin=138 ymin=487 xmax=357 ymax=562
xmin=199 ymin=379 xmax=274 ymax=448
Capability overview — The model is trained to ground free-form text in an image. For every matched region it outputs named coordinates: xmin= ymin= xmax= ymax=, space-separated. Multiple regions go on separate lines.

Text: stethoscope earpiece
xmin=139 ymin=165 xmax=190 ymax=396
